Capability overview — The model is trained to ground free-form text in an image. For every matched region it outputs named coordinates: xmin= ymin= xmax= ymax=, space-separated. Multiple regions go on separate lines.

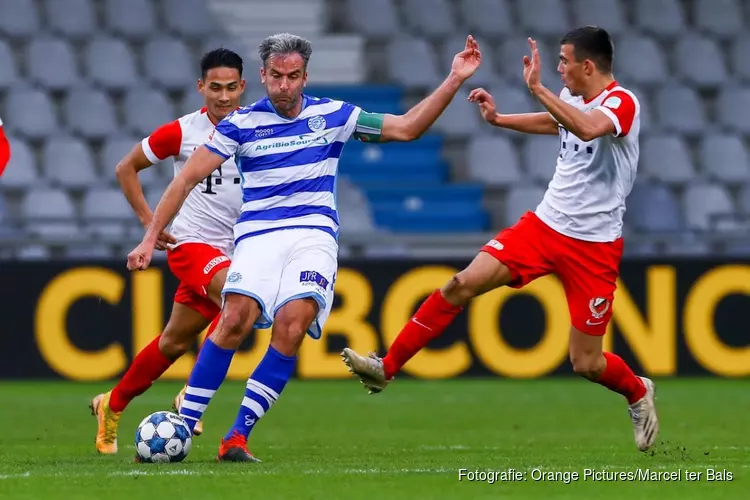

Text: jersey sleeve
xmin=204 ymin=111 xmax=242 ymax=159
xmin=0 ymin=122 xmax=9 ymax=177
xmin=594 ymin=90 xmax=637 ymax=137
xmin=141 ymin=120 xmax=182 ymax=164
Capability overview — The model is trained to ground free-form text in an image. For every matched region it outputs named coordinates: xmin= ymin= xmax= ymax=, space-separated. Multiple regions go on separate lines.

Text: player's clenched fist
xmin=468 ymin=88 xmax=497 ymax=123
xmin=127 ymin=241 xmax=154 ymax=271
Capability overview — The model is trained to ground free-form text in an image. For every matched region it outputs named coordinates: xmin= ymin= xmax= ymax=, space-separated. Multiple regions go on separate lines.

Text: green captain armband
xmin=352 ymin=111 xmax=384 ymax=142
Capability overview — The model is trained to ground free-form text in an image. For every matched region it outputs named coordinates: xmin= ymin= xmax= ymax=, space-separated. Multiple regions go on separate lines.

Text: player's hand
xmin=468 ymin=88 xmax=497 ymax=123
xmin=450 ymin=35 xmax=482 ymax=82
xmin=127 ymin=241 xmax=154 ymax=271
xmin=154 ymin=231 xmax=176 ymax=251
xmin=523 ymin=37 xmax=542 ymax=92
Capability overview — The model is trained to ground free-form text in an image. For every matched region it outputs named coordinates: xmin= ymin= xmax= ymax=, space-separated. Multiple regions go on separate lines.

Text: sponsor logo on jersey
xmin=603 ymin=96 xmax=622 ymax=109
xmin=486 ymin=239 xmax=504 ymax=251
xmin=203 ymin=255 xmax=230 ymax=275
xmin=254 ymin=133 xmax=329 ymax=152
xmin=255 ymin=128 xmax=274 ymax=138
xmin=300 ymin=270 xmax=329 ymax=291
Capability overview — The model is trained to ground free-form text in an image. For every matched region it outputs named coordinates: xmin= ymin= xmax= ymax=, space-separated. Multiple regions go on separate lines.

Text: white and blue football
xmin=135 ymin=411 xmax=192 ymax=463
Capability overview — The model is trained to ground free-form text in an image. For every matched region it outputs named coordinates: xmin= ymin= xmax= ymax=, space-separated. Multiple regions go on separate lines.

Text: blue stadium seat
xmin=573 ymin=0 xmax=628 ymax=36
xmin=346 ymin=0 xmax=400 ymax=38
xmin=101 ymin=136 xmax=164 ymax=187
xmin=731 ymin=35 xmax=750 ymax=83
xmin=432 ymin=89 xmax=483 ymax=138
xmin=0 ymin=137 xmax=38 ymax=191
xmin=0 ymin=40 xmax=18 ymax=89
xmin=27 ymin=37 xmax=80 ymax=91
xmin=614 ymin=34 xmax=668 ymax=86
xmin=640 ymin=135 xmax=696 ymax=185
xmin=162 ymin=0 xmax=219 ymax=40
xmin=44 ymin=0 xmax=97 ymax=41
xmin=699 ymin=134 xmax=750 ymax=184
xmin=64 ymin=87 xmax=118 ymax=140
xmin=86 ymin=37 xmax=139 ymax=91
xmin=467 ymin=136 xmax=523 ymax=186
xmin=655 ymin=84 xmax=707 ymax=136
xmin=635 ymin=0 xmax=686 ymax=39
xmin=4 ymin=88 xmax=59 ymax=141
xmin=82 ymin=187 xmax=137 ymax=239
xmin=42 ymin=136 xmax=99 ymax=189
xmin=695 ymin=0 xmax=743 ymax=39
xmin=22 ymin=187 xmax=79 ymax=239
xmin=367 ymin=184 xmax=489 ymax=233
xmin=340 ymin=135 xmax=448 ymax=186
xmin=674 ymin=33 xmax=728 ymax=89
xmin=683 ymin=183 xmax=735 ymax=231
xmin=518 ymin=0 xmax=570 ymax=36
xmin=305 ymin=85 xmax=403 ymax=116
xmin=625 ymin=183 xmax=683 ymax=233
xmin=403 ymin=0 xmax=455 ymax=39
xmin=144 ymin=38 xmax=195 ymax=92
xmin=123 ymin=87 xmax=176 ymax=137
xmin=717 ymin=86 xmax=750 ymax=134
xmin=386 ymin=37 xmax=441 ymax=89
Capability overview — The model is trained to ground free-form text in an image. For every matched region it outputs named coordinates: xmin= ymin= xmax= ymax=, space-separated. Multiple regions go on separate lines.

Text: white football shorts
xmin=221 ymin=228 xmax=337 ymax=339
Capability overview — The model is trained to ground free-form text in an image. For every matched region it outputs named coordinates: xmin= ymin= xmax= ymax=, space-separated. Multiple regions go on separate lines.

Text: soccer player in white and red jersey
xmin=0 ymin=116 xmax=9 ymax=176
xmin=90 ymin=48 xmax=246 ymax=454
xmin=342 ymin=27 xmax=660 ymax=452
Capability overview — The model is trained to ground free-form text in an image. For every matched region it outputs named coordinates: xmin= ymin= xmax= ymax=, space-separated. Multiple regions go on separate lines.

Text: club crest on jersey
xmin=300 ymin=270 xmax=329 ymax=290
xmin=227 ymin=272 xmax=242 ymax=284
xmin=308 ymin=115 xmax=326 ymax=132
xmin=589 ymin=297 xmax=610 ymax=319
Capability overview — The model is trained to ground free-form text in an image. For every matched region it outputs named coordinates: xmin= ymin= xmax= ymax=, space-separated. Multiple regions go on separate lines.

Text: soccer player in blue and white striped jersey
xmin=127 ymin=32 xmax=482 ymax=462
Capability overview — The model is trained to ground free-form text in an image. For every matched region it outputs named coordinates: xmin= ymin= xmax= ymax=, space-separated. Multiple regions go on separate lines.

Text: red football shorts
xmin=480 ymin=211 xmax=623 ymax=335
xmin=166 ymin=243 xmax=231 ymax=320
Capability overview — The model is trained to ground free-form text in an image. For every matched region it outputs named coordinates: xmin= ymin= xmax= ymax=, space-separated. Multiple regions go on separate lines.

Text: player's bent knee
xmin=271 ymin=298 xmax=318 ymax=356
xmin=569 ymin=351 xmax=605 ymax=380
xmin=158 ymin=333 xmax=192 ymax=360
xmin=212 ymin=295 xmax=258 ymax=349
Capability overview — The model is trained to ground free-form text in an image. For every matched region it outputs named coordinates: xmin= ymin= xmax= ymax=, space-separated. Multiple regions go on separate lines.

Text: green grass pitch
xmin=0 ymin=378 xmax=747 ymax=499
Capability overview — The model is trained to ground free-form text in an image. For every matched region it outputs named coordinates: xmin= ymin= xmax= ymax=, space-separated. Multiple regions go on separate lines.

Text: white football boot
xmin=629 ymin=377 xmax=659 ymax=451
xmin=341 ymin=348 xmax=390 ymax=394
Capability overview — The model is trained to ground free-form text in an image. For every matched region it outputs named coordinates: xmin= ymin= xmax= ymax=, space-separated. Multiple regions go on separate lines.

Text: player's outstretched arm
xmin=127 ymin=146 xmax=224 ymax=271
xmin=377 ymin=35 xmax=482 ymax=142
xmin=468 ymin=88 xmax=558 ymax=135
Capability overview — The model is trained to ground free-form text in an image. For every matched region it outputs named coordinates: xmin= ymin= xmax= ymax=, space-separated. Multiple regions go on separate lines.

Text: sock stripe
xmin=241 ymin=396 xmax=267 ymax=419
xmin=246 ymin=379 xmax=279 ymax=401
xmin=181 ymin=400 xmax=208 ymax=413
xmin=180 ymin=407 xmax=203 ymax=419
xmin=186 ymin=387 xmax=216 ymax=398
xmin=246 ymin=385 xmax=276 ymax=406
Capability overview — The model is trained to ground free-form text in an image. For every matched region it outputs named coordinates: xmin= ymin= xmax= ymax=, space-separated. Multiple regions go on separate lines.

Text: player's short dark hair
xmin=200 ymin=48 xmax=243 ymax=79
xmin=560 ymin=26 xmax=613 ymax=74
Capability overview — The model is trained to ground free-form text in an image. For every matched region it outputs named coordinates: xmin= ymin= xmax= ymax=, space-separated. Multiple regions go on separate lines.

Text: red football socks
xmin=382 ymin=290 xmax=463 ymax=380
xmin=596 ymin=352 xmax=647 ymax=405
xmin=109 ymin=335 xmax=173 ymax=413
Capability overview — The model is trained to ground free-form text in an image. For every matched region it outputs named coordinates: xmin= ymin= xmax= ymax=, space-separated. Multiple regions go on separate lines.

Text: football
xmin=134 ymin=411 xmax=192 ymax=463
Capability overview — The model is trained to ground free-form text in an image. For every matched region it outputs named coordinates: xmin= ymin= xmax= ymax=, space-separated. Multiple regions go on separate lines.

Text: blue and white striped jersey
xmin=205 ymin=95 xmax=383 ymax=245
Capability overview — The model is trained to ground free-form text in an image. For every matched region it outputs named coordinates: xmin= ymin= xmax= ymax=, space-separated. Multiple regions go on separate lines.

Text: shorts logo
xmin=588 ymin=297 xmax=610 ymax=319
xmin=486 ymin=239 xmax=504 ymax=251
xmin=227 ymin=272 xmax=242 ymax=284
xmin=300 ymin=270 xmax=329 ymax=291
xmin=308 ymin=115 xmax=326 ymax=132
xmin=203 ymin=255 xmax=230 ymax=275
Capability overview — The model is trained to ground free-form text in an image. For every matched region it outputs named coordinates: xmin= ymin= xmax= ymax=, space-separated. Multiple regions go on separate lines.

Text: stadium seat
xmin=336 ymin=179 xmax=377 ymax=234
xmin=682 ymin=183 xmax=735 ymax=231
xmin=42 ymin=136 xmax=99 ymax=189
xmin=623 ymin=241 xmax=659 ymax=257
xmin=305 ymin=85 xmax=404 ymax=116
xmin=723 ymin=241 xmax=750 ymax=257
xmin=467 ymin=136 xmax=523 ymax=186
xmin=737 ymin=183 xmax=750 ymax=214
xmin=403 ymin=0 xmax=455 ymax=38
xmin=64 ymin=87 xmax=118 ymax=141
xmin=103 ymin=0 xmax=157 ymax=40
xmin=674 ymin=33 xmax=728 ymax=89
xmin=44 ymin=0 xmax=97 ymax=41
xmin=0 ymin=40 xmax=18 ymax=89
xmin=101 ymin=136 xmax=154 ymax=184
xmin=386 ymin=37 xmax=441 ymax=89
xmin=523 ymin=136 xmax=559 ymax=184
xmin=16 ymin=245 xmax=52 ymax=261
xmin=694 ymin=0 xmax=744 ymax=39
xmin=65 ymin=245 xmax=115 ymax=260
xmin=635 ymin=0 xmax=687 ymax=39
xmin=625 ymin=183 xmax=683 ymax=233
xmin=432 ymin=89 xmax=483 ymax=138
xmin=21 ymin=187 xmax=79 ymax=239
xmin=640 ymin=135 xmax=696 ymax=185
xmin=144 ymin=38 xmax=195 ymax=92
xmin=0 ymin=137 xmax=38 ymax=191
xmin=82 ymin=187 xmax=138 ymax=239
xmin=614 ymin=34 xmax=668 ymax=86
xmin=86 ymin=37 xmax=139 ymax=91
xmin=654 ymin=84 xmax=707 ymax=136
xmin=461 ymin=0 xmax=514 ymax=39
xmin=0 ymin=0 xmax=40 ymax=40
xmin=716 ymin=86 xmax=750 ymax=134
xmin=489 ymin=84 xmax=538 ymax=115
xmin=664 ymin=239 xmax=711 ymax=256
xmin=340 ymin=135 xmax=448 ymax=185
xmin=732 ymin=36 xmax=750 ymax=83
xmin=572 ymin=0 xmax=628 ymax=36
xmin=27 ymin=37 xmax=80 ymax=91
xmin=162 ymin=0 xmax=219 ymax=40
xmin=3 ymin=88 xmax=59 ymax=141
xmin=122 ymin=87 xmax=176 ymax=137
xmin=180 ymin=88 xmax=208 ymax=116
xmin=345 ymin=0 xmax=400 ymax=38
xmin=504 ymin=185 xmax=545 ymax=227
xmin=367 ymin=184 xmax=489 ymax=233
xmin=518 ymin=0 xmax=570 ymax=36
xmin=699 ymin=134 xmax=750 ymax=184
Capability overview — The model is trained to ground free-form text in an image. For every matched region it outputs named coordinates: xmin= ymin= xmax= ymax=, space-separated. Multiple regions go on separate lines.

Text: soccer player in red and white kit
xmin=342 ymin=27 xmax=659 ymax=452
xmin=0 ymin=116 xmax=10 ymax=176
xmin=90 ymin=49 xmax=246 ymax=454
